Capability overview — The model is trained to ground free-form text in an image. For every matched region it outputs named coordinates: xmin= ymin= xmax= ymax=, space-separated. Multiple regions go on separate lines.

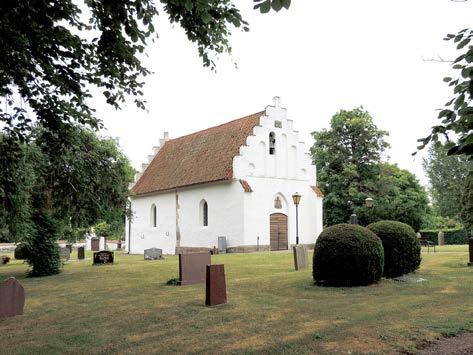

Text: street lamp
xmin=292 ymin=192 xmax=302 ymax=245
xmin=365 ymin=197 xmax=374 ymax=209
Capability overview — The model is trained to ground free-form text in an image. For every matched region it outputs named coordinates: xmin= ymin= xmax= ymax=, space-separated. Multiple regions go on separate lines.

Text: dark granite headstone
xmin=205 ymin=264 xmax=227 ymax=307
xmin=60 ymin=247 xmax=70 ymax=261
xmin=144 ymin=248 xmax=163 ymax=260
xmin=293 ymin=245 xmax=308 ymax=271
xmin=65 ymin=244 xmax=72 ymax=253
xmin=0 ymin=277 xmax=25 ymax=317
xmin=0 ymin=255 xmax=10 ymax=265
xmin=468 ymin=237 xmax=473 ymax=267
xmin=178 ymin=252 xmax=211 ymax=285
xmin=91 ymin=238 xmax=99 ymax=251
xmin=77 ymin=246 xmax=85 ymax=260
xmin=93 ymin=251 xmax=114 ymax=265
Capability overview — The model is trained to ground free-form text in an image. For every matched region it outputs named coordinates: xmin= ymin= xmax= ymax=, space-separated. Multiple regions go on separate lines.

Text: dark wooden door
xmin=270 ymin=213 xmax=288 ymax=251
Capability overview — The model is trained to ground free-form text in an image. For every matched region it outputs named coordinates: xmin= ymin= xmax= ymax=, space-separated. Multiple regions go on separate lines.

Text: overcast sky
xmin=95 ymin=0 xmax=472 ymax=185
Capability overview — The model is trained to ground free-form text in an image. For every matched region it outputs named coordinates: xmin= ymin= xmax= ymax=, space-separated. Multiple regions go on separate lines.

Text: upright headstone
xmin=468 ymin=237 xmax=473 ymax=267
xmin=99 ymin=237 xmax=106 ymax=251
xmin=93 ymin=251 xmax=114 ymax=265
xmin=293 ymin=245 xmax=308 ymax=270
xmin=0 ymin=255 xmax=10 ymax=265
xmin=179 ymin=252 xmax=211 ymax=285
xmin=65 ymin=244 xmax=72 ymax=254
xmin=0 ymin=277 xmax=25 ymax=317
xmin=438 ymin=231 xmax=445 ymax=246
xmin=77 ymin=246 xmax=85 ymax=260
xmin=91 ymin=238 xmax=99 ymax=251
xmin=144 ymin=248 xmax=163 ymax=260
xmin=205 ymin=264 xmax=227 ymax=307
xmin=60 ymin=247 xmax=70 ymax=261
xmin=218 ymin=236 xmax=227 ymax=254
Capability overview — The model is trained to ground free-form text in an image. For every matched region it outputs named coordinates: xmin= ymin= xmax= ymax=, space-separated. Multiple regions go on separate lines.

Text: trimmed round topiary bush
xmin=367 ymin=220 xmax=421 ymax=278
xmin=14 ymin=243 xmax=29 ymax=260
xmin=313 ymin=224 xmax=384 ymax=287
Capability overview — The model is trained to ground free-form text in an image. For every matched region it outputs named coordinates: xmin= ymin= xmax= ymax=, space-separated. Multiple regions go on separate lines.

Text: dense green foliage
xmin=417 ymin=29 xmax=473 ymax=160
xmin=419 ymin=228 xmax=469 ymax=245
xmin=423 ymin=143 xmax=472 ymax=221
xmin=0 ymin=127 xmax=133 ymax=276
xmin=13 ymin=243 xmax=29 ymax=260
xmin=311 ymin=108 xmax=429 ymax=230
xmin=460 ymin=174 xmax=473 ymax=235
xmin=367 ymin=221 xmax=421 ymax=278
xmin=313 ymin=224 xmax=384 ymax=287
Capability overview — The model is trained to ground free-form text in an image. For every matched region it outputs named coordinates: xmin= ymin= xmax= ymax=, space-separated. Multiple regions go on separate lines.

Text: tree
xmin=311 ymin=108 xmax=429 ymax=230
xmin=417 ymin=28 xmax=473 ymax=160
xmin=422 ymin=142 xmax=472 ymax=220
xmin=356 ymin=163 xmax=429 ymax=231
xmin=460 ymin=173 xmax=473 ymax=235
xmin=310 ymin=107 xmax=389 ymax=226
xmin=0 ymin=126 xmax=134 ymax=276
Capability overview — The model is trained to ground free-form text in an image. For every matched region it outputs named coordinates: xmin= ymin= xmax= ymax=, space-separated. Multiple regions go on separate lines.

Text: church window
xmin=201 ymin=200 xmax=208 ymax=227
xmin=151 ymin=204 xmax=157 ymax=227
xmin=269 ymin=132 xmax=276 ymax=155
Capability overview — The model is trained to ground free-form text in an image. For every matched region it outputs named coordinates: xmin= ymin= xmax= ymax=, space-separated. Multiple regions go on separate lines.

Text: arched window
xmin=269 ymin=132 xmax=276 ymax=155
xmin=200 ymin=200 xmax=208 ymax=227
xmin=151 ymin=204 xmax=157 ymax=227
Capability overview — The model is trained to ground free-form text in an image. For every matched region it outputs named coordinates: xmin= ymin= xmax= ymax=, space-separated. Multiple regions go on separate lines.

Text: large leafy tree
xmin=311 ymin=108 xmax=429 ymax=230
xmin=0 ymin=127 xmax=134 ymax=276
xmin=418 ymin=28 xmax=473 ymax=159
xmin=422 ymin=142 xmax=472 ymax=220
xmin=310 ymin=108 xmax=389 ymax=226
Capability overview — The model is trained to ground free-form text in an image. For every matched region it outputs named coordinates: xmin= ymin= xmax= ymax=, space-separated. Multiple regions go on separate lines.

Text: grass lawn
xmin=0 ymin=248 xmax=472 ymax=354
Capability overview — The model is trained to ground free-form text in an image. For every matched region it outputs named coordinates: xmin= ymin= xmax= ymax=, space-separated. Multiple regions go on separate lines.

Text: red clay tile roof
xmin=311 ymin=186 xmax=324 ymax=198
xmin=130 ymin=112 xmax=264 ymax=196
xmin=239 ymin=179 xmax=253 ymax=193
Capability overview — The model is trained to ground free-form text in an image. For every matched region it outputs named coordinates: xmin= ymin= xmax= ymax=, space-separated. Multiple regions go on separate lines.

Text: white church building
xmin=126 ymin=97 xmax=323 ymax=254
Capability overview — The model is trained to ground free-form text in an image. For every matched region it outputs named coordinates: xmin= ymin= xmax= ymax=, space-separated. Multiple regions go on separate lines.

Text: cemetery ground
xmin=0 ymin=247 xmax=472 ymax=354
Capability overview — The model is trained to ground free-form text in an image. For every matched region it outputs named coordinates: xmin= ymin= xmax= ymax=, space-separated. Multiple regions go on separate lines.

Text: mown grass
xmin=0 ymin=248 xmax=472 ymax=354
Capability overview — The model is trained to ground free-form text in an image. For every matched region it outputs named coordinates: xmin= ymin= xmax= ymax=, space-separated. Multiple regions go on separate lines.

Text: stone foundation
xmin=176 ymin=244 xmax=314 ymax=254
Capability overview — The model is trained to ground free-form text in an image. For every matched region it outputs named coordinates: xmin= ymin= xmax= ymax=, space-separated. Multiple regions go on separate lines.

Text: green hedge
xmin=313 ymin=224 xmax=384 ymax=287
xmin=368 ymin=220 xmax=421 ymax=278
xmin=419 ymin=228 xmax=469 ymax=245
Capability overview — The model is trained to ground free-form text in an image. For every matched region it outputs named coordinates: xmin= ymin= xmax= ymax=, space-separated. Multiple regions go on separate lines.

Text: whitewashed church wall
xmin=127 ymin=193 xmax=177 ymax=254
xmin=177 ymin=181 xmax=244 ymax=250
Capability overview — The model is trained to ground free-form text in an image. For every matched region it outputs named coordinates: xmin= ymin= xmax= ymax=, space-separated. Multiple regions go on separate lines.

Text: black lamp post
xmin=292 ymin=192 xmax=301 ymax=245
xmin=349 ymin=197 xmax=374 ymax=225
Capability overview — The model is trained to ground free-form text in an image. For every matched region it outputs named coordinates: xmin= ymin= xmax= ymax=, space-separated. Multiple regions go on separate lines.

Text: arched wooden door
xmin=270 ymin=213 xmax=288 ymax=251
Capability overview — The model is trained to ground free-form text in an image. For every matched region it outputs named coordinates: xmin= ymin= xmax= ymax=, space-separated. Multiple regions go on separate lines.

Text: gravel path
xmin=418 ymin=333 xmax=473 ymax=355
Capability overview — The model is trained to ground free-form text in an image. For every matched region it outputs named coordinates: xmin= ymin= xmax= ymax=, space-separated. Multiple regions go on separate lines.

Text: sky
xmin=94 ymin=0 xmax=473 ymax=185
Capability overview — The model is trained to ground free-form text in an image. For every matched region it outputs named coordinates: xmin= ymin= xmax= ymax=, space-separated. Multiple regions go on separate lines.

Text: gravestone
xmin=218 ymin=236 xmax=227 ymax=254
xmin=65 ymin=244 xmax=72 ymax=254
xmin=1 ymin=255 xmax=10 ymax=265
xmin=293 ymin=245 xmax=308 ymax=271
xmin=144 ymin=248 xmax=163 ymax=260
xmin=205 ymin=264 xmax=227 ymax=307
xmin=0 ymin=277 xmax=25 ymax=317
xmin=468 ymin=237 xmax=473 ymax=267
xmin=178 ymin=252 xmax=211 ymax=285
xmin=59 ymin=247 xmax=70 ymax=261
xmin=93 ymin=251 xmax=114 ymax=265
xmin=91 ymin=238 xmax=99 ymax=251
xmin=77 ymin=246 xmax=85 ymax=260
xmin=438 ymin=231 xmax=445 ymax=246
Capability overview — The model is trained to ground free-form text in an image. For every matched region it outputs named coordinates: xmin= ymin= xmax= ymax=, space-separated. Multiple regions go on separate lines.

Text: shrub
xmin=14 ymin=243 xmax=29 ymax=260
xmin=367 ymin=220 xmax=421 ymax=278
xmin=313 ymin=224 xmax=384 ymax=287
xmin=418 ymin=228 xmax=468 ymax=245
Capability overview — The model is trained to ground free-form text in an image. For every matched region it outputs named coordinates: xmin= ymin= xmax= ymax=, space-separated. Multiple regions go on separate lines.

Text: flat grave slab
xmin=179 ymin=252 xmax=211 ymax=285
